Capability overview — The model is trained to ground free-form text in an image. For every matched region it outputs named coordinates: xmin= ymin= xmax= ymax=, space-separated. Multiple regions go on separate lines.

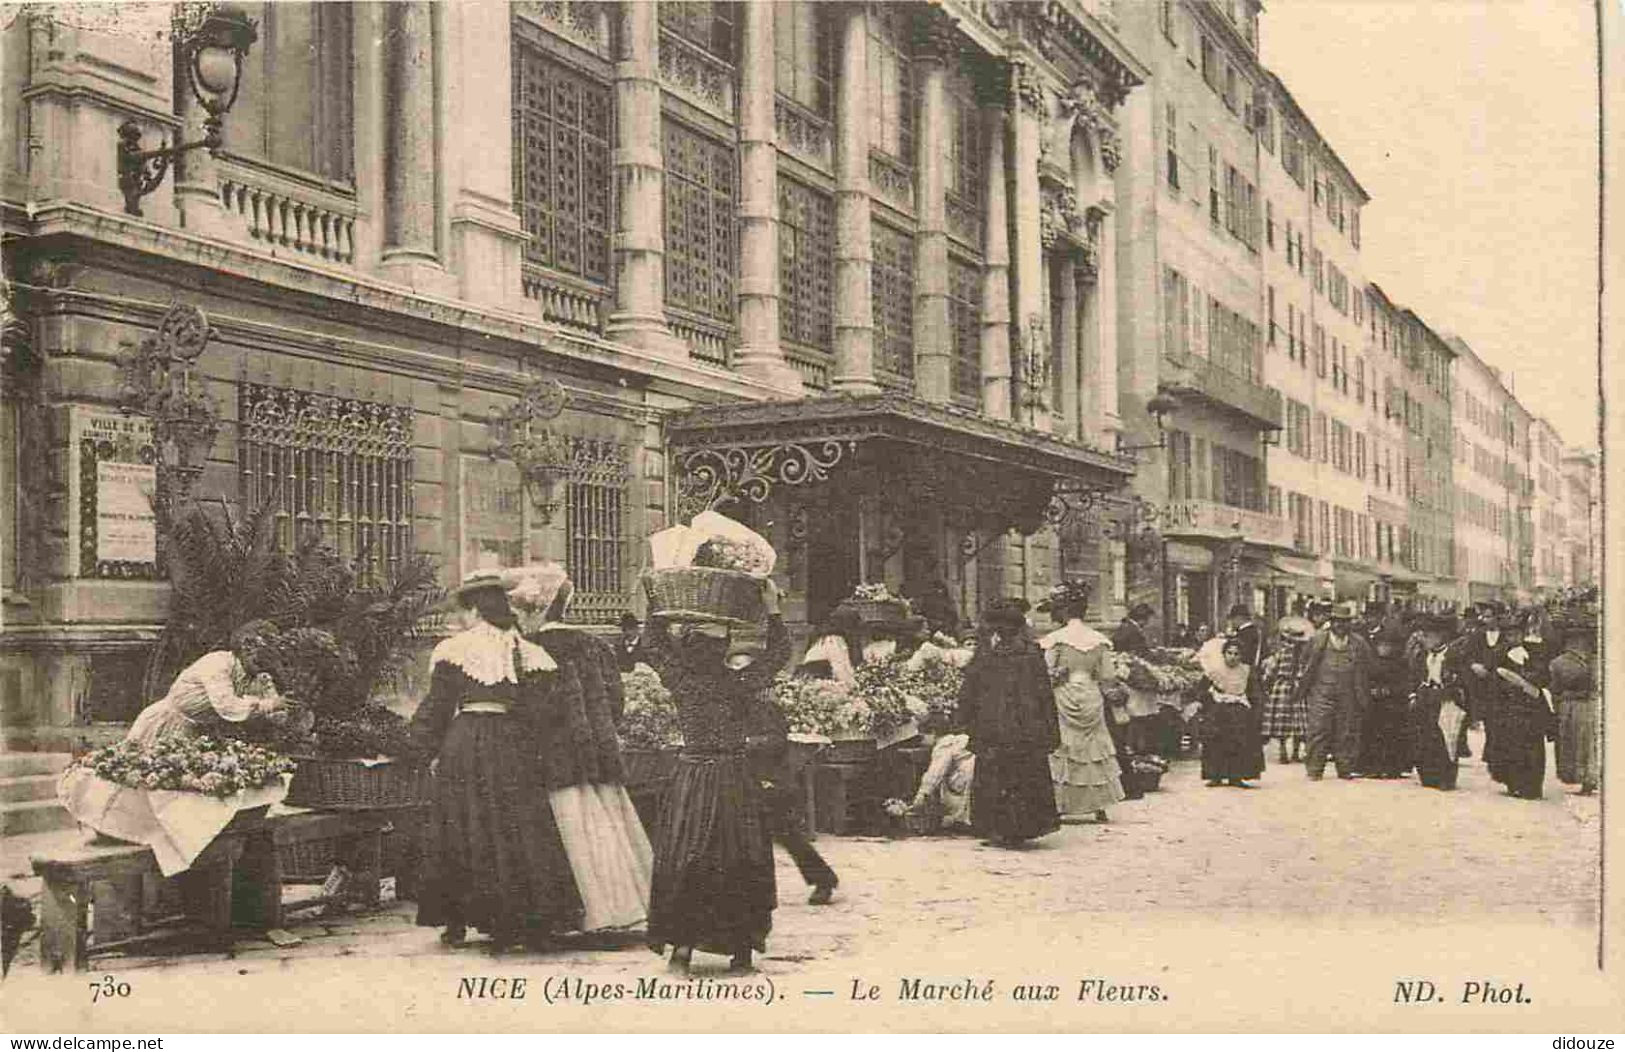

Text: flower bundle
xmin=772 ymin=673 xmax=870 ymax=737
xmin=892 ymin=650 xmax=966 ymax=729
xmin=882 ymin=797 xmax=911 ymax=818
xmin=1114 ymin=652 xmax=1201 ymax=695
xmin=73 ymin=735 xmax=293 ymax=798
xmin=692 ymin=535 xmax=774 ymax=576
xmin=618 ymin=663 xmax=683 ymax=749
xmin=851 ymin=583 xmax=900 ymax=603
xmin=851 ymin=658 xmax=927 ymax=737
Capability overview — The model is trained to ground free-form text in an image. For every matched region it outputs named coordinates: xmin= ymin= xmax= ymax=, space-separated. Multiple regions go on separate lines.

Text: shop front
xmin=1157 ymin=502 xmax=1295 ymax=634
xmin=665 ymin=393 xmax=1136 ymax=634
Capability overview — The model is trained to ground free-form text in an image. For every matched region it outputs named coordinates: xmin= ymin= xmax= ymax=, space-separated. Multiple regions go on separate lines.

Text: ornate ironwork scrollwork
xmin=116 ymin=302 xmax=221 ymax=507
xmin=675 ymin=440 xmax=849 ymax=520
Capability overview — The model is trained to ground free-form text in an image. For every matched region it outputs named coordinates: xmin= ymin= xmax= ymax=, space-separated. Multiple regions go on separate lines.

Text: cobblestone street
xmin=4 ymin=732 xmax=1605 ymax=1032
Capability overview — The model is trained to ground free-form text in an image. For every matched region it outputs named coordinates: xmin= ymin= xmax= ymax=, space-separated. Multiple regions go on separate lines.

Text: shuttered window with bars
xmin=563 ymin=437 xmax=631 ymax=624
xmin=871 ymin=220 xmax=916 ymax=382
xmin=949 ymin=256 xmax=982 ymax=403
xmin=511 ymin=42 xmax=613 ymax=285
xmin=238 ymin=384 xmax=413 ymax=584
xmin=663 ymin=120 xmax=738 ymax=324
xmin=778 ymin=175 xmax=835 ymax=363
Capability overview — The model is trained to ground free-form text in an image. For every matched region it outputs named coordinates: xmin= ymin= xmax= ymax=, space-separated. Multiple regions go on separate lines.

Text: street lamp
xmin=118 ymin=3 xmax=258 ymax=216
xmin=1117 ymin=390 xmax=1179 ymax=457
xmin=489 ymin=376 xmax=573 ymax=526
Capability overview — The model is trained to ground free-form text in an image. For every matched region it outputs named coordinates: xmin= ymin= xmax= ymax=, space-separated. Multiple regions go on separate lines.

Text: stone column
xmin=1078 ymin=254 xmax=1102 ymax=445
xmin=380 ymin=2 xmax=444 ymax=286
xmin=1010 ymin=59 xmax=1049 ymax=431
xmin=1055 ymin=251 xmax=1079 ymax=439
xmin=911 ymin=15 xmax=953 ymax=404
xmin=978 ymin=88 xmax=1011 ymax=420
xmin=832 ymin=4 xmax=880 ymax=394
xmin=734 ymin=0 xmax=801 ymax=393
xmin=445 ymin=0 xmax=530 ymax=312
xmin=607 ymin=1 xmax=685 ymax=358
xmin=1094 ymin=201 xmax=1123 ymax=445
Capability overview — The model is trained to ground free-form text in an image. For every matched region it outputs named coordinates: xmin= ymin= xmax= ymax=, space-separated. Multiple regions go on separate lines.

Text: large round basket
xmin=284 ymin=756 xmax=431 ymax=811
xmin=643 ymin=567 xmax=764 ymax=626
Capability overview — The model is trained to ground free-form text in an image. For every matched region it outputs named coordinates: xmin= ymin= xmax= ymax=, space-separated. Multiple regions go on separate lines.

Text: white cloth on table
xmin=57 ymin=767 xmax=289 ymax=876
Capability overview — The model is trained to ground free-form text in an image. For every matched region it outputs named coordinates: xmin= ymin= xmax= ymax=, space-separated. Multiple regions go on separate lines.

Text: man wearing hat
xmin=1290 ymin=601 xmax=1375 ymax=780
xmin=1112 ymin=603 xmax=1157 ymax=658
xmin=1448 ymin=601 xmax=1514 ymax=772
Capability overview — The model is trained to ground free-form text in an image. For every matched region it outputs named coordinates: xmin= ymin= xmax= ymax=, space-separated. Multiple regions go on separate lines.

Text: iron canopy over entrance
xmin=665 ymin=392 xmax=1137 ymax=534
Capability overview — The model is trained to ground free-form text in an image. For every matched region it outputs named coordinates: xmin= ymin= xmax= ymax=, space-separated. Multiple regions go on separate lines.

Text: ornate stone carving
xmin=1019 ymin=312 xmax=1051 ymax=411
xmin=116 ymin=303 xmax=221 ymax=506
xmin=775 ymin=96 xmax=832 ymax=167
xmin=489 ymin=376 xmax=573 ymax=523
xmin=1012 ymin=61 xmax=1050 ymax=120
xmin=1040 ymin=185 xmax=1083 ymax=250
xmin=658 ymin=29 xmax=735 ymax=121
xmin=1070 ymin=79 xmax=1124 ymax=173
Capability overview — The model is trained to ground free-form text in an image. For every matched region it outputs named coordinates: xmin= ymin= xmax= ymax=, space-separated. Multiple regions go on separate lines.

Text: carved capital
xmin=912 ymin=8 xmax=960 ymax=64
xmin=1012 ymin=60 xmax=1050 ymax=119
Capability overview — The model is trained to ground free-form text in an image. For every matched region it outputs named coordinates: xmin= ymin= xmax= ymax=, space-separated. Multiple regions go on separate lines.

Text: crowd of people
xmin=73 ymin=546 xmax=1600 ymax=974
xmin=1183 ymin=593 xmax=1601 ymax=800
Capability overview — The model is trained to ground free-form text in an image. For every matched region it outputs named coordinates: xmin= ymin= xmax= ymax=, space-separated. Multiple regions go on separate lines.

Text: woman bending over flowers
xmin=123 ymin=620 xmax=292 ymax=746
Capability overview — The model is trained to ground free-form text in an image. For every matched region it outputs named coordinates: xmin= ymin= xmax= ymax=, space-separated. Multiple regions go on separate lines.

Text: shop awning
xmin=665 ymin=392 xmax=1137 ymax=535
xmin=1333 ymin=562 xmax=1378 ymax=600
xmin=1269 ymin=555 xmax=1322 ymax=580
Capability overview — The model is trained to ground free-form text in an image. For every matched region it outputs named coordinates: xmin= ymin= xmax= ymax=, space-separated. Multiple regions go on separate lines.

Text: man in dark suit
xmin=1292 ymin=601 xmax=1375 ymax=780
xmin=1112 ymin=603 xmax=1156 ymax=657
xmin=744 ymin=686 xmax=839 ymax=905
xmin=1449 ymin=601 xmax=1514 ymax=770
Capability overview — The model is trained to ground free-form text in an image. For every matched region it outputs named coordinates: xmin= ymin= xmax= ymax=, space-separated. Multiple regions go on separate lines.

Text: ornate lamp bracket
xmin=674 ymin=439 xmax=849 ymax=522
xmin=116 ymin=302 xmax=221 ymax=507
xmin=489 ymin=376 xmax=571 ymax=525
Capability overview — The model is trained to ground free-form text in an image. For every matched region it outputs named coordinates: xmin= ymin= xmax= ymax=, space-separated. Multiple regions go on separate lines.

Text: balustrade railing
xmin=520 ymin=264 xmax=607 ymax=335
xmin=783 ymin=344 xmax=831 ymax=390
xmin=217 ymin=158 xmax=357 ymax=265
xmin=775 ymin=95 xmax=833 ymax=169
xmin=668 ymin=310 xmax=733 ymax=368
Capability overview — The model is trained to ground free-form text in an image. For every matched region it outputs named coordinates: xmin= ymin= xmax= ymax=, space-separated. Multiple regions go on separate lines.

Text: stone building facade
xmin=1 ymin=0 xmax=1143 ymax=748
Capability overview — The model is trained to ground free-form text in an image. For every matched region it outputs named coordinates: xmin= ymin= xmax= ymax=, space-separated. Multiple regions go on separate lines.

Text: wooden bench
xmin=30 ymin=806 xmax=420 ymax=973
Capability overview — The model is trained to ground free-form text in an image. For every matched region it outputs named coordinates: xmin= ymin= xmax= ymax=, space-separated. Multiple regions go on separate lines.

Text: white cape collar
xmin=432 ymin=620 xmax=557 ymax=686
xmin=1040 ymin=620 xmax=1112 ymax=653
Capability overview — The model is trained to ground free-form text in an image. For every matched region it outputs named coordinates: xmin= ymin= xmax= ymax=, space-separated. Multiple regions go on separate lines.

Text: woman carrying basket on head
xmin=637 ymin=516 xmax=789 ymax=973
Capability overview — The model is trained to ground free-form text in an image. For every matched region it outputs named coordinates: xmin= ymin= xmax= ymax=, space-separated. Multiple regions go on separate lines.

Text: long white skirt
xmin=548 ymin=783 xmax=654 ymax=931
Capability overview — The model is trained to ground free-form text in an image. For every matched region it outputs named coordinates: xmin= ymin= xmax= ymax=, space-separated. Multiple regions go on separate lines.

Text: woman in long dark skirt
xmin=410 ymin=573 xmax=583 ymax=947
xmin=1195 ymin=636 xmax=1265 ymax=788
xmin=638 ymin=579 xmax=788 ymax=973
xmin=1492 ymin=644 xmax=1553 ymax=800
xmin=1407 ymin=615 xmax=1464 ymax=791
xmin=1358 ymin=624 xmax=1415 ymax=778
xmin=954 ymin=599 xmax=1061 ymax=846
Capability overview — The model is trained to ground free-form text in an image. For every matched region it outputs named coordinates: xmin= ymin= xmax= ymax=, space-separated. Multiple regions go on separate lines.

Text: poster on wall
xmin=461 ymin=455 xmax=525 ymax=573
xmin=70 ymin=406 xmax=158 ymax=579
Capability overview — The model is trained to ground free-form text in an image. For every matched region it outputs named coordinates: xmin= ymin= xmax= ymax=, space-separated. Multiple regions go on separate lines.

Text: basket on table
xmin=283 ymin=756 xmax=431 ymax=811
xmin=642 ymin=567 xmax=765 ymax=626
